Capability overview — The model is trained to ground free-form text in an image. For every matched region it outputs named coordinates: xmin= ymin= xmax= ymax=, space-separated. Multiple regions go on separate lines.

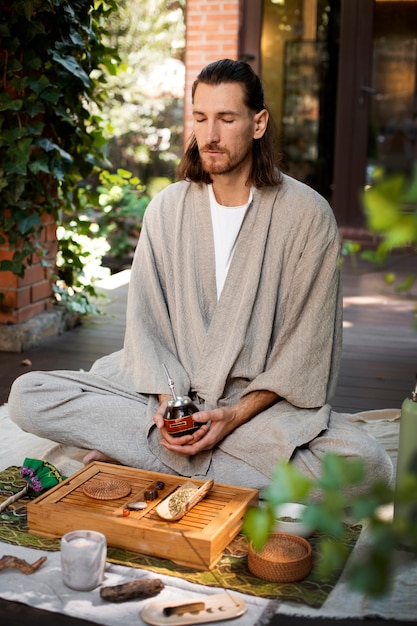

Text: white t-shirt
xmin=208 ymin=185 xmax=254 ymax=298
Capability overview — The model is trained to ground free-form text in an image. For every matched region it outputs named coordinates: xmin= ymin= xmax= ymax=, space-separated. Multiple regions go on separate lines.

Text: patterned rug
xmin=0 ymin=465 xmax=362 ymax=609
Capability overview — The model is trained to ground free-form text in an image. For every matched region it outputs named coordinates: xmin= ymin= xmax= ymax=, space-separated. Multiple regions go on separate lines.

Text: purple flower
xmin=20 ymin=466 xmax=43 ymax=492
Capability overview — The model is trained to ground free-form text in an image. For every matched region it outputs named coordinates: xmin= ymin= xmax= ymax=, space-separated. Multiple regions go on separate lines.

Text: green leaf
xmin=27 ymin=76 xmax=61 ymax=105
xmin=318 ymin=454 xmax=365 ymax=490
xmin=363 ymin=175 xmax=405 ymax=231
xmin=384 ymin=272 xmax=396 ymax=285
xmin=361 ymin=248 xmax=387 ymax=265
xmin=313 ymin=537 xmax=349 ymax=581
xmin=305 ymin=498 xmax=345 ymax=536
xmin=383 ymin=214 xmax=417 ymax=248
xmin=68 ymin=30 xmax=85 ymax=47
xmin=9 ymin=76 xmax=29 ymax=92
xmin=346 ymin=549 xmax=393 ymax=596
xmin=48 ymin=158 xmax=68 ymax=181
xmin=263 ymin=462 xmax=313 ymax=506
xmin=18 ymin=213 xmax=41 ymax=235
xmin=241 ymin=506 xmax=273 ymax=551
xmin=36 ymin=138 xmax=73 ymax=162
xmin=23 ymin=55 xmax=42 ymax=72
xmin=0 ymin=251 xmax=29 ymax=277
xmin=2 ymin=127 xmax=28 ymax=142
xmin=5 ymin=56 xmax=22 ymax=73
xmin=21 ymin=0 xmax=39 ymax=21
xmin=117 ymin=168 xmax=135 ymax=179
xmin=51 ymin=50 xmax=91 ymax=88
xmin=40 ymin=87 xmax=61 ymax=105
xmin=396 ymin=274 xmax=416 ymax=293
xmin=0 ymin=95 xmax=23 ymax=112
xmin=28 ymin=156 xmax=51 ymax=175
xmin=351 ymin=495 xmax=381 ymax=521
xmin=27 ymin=75 xmax=52 ymax=95
xmin=27 ymin=120 xmax=45 ymax=136
xmin=342 ymin=240 xmax=361 ymax=256
xmin=364 ymin=190 xmax=398 ymax=232
xmin=401 ymin=161 xmax=417 ymax=203
xmin=25 ymin=100 xmax=45 ymax=118
xmin=7 ymin=137 xmax=33 ymax=175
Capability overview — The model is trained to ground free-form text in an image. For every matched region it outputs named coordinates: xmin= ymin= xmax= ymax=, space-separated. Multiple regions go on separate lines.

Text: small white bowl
xmin=273 ymin=502 xmax=313 ymax=538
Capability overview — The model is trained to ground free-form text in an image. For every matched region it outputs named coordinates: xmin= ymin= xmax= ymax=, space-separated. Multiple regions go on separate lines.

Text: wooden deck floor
xmin=1 ymin=254 xmax=416 ymax=410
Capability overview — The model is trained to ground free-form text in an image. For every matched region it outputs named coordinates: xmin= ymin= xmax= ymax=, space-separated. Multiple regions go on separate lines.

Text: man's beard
xmin=199 ymin=143 xmax=252 ymax=176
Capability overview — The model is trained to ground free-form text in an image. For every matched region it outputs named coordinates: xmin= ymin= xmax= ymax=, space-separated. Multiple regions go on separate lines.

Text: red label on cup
xmin=164 ymin=415 xmax=195 ymax=434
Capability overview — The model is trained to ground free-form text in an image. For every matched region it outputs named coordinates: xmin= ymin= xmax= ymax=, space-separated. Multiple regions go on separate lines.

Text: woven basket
xmin=247 ymin=533 xmax=312 ymax=582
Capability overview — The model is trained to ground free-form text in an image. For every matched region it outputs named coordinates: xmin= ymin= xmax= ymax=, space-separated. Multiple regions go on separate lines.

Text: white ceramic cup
xmin=61 ymin=530 xmax=107 ymax=591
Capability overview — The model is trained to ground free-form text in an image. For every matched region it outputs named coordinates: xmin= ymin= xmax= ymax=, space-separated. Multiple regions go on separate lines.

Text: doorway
xmin=367 ymin=1 xmax=417 ymax=184
xmin=252 ymin=0 xmax=417 ymax=226
xmin=258 ymin=0 xmax=340 ymax=203
xmin=333 ymin=0 xmax=417 ymax=226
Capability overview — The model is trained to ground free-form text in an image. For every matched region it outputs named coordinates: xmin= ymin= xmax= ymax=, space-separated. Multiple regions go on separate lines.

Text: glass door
xmin=260 ymin=0 xmax=340 ymax=202
xmin=367 ymin=0 xmax=417 ymax=187
xmin=256 ymin=0 xmax=417 ymax=225
xmin=333 ymin=0 xmax=417 ymax=226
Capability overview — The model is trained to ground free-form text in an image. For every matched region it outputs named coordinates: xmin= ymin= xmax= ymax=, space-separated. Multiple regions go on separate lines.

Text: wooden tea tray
xmin=26 ymin=462 xmax=258 ymax=569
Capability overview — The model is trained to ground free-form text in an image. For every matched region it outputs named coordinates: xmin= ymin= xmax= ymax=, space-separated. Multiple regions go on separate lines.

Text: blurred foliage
xmin=364 ymin=163 xmax=415 ymax=288
xmin=54 ymin=168 xmax=149 ymax=314
xmin=59 ymin=0 xmax=185 ymax=311
xmin=0 ymin=0 xmax=185 ymax=315
xmin=340 ymin=240 xmax=361 ymax=270
xmin=342 ymin=161 xmax=417 ymax=328
xmin=363 ymin=162 xmax=417 ymax=256
xmin=94 ymin=0 xmax=186 ymax=182
xmin=243 ymin=453 xmax=417 ymax=596
xmin=0 ymin=0 xmax=118 ymax=309
xmin=95 ymin=169 xmax=148 ymax=259
xmin=54 ymin=224 xmax=110 ymax=316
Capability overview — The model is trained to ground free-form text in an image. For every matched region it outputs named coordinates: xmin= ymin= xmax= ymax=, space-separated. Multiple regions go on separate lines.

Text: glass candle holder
xmin=61 ymin=530 xmax=107 ymax=591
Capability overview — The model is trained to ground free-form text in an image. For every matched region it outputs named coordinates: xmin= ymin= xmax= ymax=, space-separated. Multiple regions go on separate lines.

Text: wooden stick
xmin=0 ymin=485 xmax=28 ymax=512
xmin=100 ymin=578 xmax=164 ymax=603
xmin=0 ymin=555 xmax=47 ymax=574
xmin=163 ymin=601 xmax=205 ymax=616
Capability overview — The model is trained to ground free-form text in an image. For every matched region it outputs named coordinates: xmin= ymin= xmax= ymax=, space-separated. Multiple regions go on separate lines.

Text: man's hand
xmin=153 ymin=390 xmax=280 ymax=456
xmin=152 ymin=396 xmax=212 ymax=451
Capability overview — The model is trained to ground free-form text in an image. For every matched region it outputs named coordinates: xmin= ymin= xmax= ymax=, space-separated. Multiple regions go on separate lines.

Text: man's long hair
xmin=177 ymin=58 xmax=282 ymax=188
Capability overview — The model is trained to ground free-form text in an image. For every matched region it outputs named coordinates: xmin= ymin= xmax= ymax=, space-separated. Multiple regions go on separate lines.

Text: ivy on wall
xmin=0 ymin=0 xmax=118 ymax=278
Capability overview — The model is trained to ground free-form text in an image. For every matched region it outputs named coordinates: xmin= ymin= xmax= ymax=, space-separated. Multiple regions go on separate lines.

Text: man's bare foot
xmin=83 ymin=450 xmax=117 ymax=465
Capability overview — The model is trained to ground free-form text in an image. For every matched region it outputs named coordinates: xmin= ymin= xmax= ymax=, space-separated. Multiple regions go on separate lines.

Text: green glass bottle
xmin=394 ymin=376 xmax=417 ymax=540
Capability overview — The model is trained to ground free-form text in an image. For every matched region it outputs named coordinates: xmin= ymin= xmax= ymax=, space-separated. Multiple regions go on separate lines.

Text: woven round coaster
xmin=248 ymin=533 xmax=312 ymax=583
xmin=83 ymin=476 xmax=131 ymax=500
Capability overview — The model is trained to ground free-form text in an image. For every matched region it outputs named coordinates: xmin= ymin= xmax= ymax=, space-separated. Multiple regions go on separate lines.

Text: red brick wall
xmin=0 ymin=214 xmax=57 ymax=325
xmin=183 ymin=0 xmax=241 ymax=143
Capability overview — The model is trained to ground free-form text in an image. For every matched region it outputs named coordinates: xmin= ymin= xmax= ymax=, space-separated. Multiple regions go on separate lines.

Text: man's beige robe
xmin=92 ymin=174 xmax=343 ymax=478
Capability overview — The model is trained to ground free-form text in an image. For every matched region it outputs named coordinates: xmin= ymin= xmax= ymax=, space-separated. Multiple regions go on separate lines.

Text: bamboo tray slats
xmin=26 ymin=462 xmax=258 ymax=569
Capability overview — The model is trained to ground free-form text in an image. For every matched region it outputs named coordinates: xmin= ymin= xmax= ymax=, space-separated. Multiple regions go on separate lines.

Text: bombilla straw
xmin=162 ymin=363 xmax=176 ymax=399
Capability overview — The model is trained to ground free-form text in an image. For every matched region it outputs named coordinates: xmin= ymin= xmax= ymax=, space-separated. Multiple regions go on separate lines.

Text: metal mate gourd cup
xmin=162 ymin=364 xmax=201 ymax=437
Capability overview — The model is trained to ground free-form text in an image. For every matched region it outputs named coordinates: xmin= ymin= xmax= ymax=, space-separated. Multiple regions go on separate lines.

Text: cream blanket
xmin=91 ymin=175 xmax=344 ymax=476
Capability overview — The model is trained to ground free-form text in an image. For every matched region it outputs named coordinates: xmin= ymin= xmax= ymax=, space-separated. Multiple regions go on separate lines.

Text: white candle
xmin=61 ymin=530 xmax=107 ymax=591
xmin=70 ymin=537 xmax=97 ymax=548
